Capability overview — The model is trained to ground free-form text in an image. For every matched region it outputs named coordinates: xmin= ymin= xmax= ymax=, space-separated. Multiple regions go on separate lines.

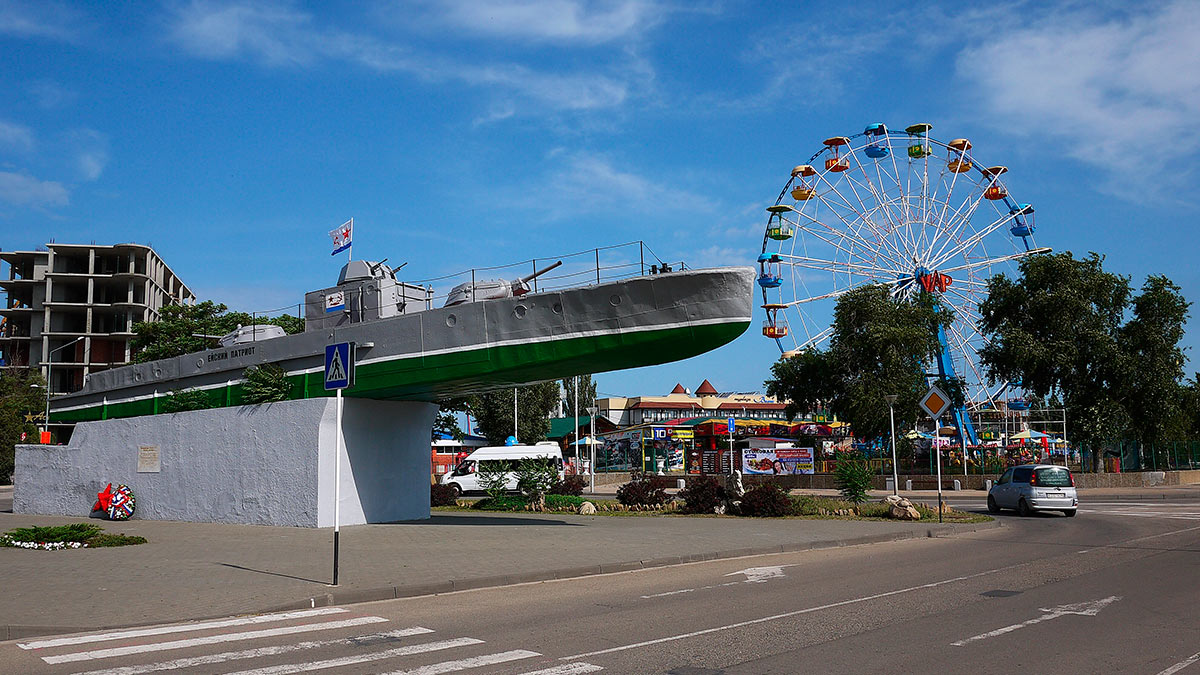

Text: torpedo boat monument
xmin=14 ymin=249 xmax=755 ymax=526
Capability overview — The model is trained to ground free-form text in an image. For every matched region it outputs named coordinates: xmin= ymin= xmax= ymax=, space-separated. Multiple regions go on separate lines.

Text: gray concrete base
xmin=13 ymin=398 xmax=438 ymax=527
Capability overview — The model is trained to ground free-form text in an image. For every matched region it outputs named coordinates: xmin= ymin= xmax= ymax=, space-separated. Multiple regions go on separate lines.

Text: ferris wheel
xmin=757 ymin=123 xmax=1049 ymax=444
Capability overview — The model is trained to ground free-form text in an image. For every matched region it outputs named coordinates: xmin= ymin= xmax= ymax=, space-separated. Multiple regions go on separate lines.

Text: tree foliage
xmin=977 ymin=252 xmax=1190 ymax=460
xmin=131 ymin=301 xmax=303 ymax=363
xmin=0 ymin=368 xmax=45 ymax=481
xmin=242 ymin=363 xmax=292 ymax=404
xmin=561 ymin=374 xmax=598 ymax=420
xmin=161 ymin=388 xmax=213 ymax=414
xmin=433 ymin=397 xmax=468 ymax=441
xmin=766 ymin=284 xmax=958 ymax=441
xmin=468 ymin=381 xmax=560 ymax=446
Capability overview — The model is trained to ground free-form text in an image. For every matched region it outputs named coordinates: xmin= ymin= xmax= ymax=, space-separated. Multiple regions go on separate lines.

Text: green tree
xmin=561 ymin=374 xmax=598 ymax=420
xmin=468 ymin=382 xmax=560 ymax=446
xmin=131 ymin=301 xmax=303 ymax=363
xmin=242 ymin=363 xmax=292 ymax=404
xmin=0 ymin=369 xmax=46 ymax=481
xmin=766 ymin=285 xmax=955 ymax=442
xmin=161 ymin=388 xmax=213 ymax=414
xmin=977 ymin=252 xmax=1132 ymax=468
xmin=1118 ymin=275 xmax=1191 ymax=448
xmin=433 ymin=397 xmax=468 ymax=441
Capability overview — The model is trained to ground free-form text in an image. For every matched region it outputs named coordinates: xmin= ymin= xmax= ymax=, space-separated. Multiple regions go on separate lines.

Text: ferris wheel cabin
xmin=905 ymin=122 xmax=933 ymax=158
xmin=766 ymin=204 xmax=795 ymax=241
xmin=863 ymin=123 xmax=889 ymax=158
xmin=757 ymin=252 xmax=784 ymax=288
xmin=983 ymin=166 xmax=1009 ymax=200
xmin=790 ymin=165 xmax=817 ymax=201
xmin=762 ymin=304 xmax=789 ymax=339
xmin=823 ymin=136 xmax=851 ymax=172
xmin=946 ymin=138 xmax=973 ymax=173
xmin=1009 ymin=203 xmax=1035 ymax=237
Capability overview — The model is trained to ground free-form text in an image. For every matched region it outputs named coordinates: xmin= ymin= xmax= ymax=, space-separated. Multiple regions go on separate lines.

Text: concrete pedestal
xmin=13 ymin=398 xmax=438 ymax=527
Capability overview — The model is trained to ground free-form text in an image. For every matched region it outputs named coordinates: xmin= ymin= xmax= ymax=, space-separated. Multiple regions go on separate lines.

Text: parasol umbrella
xmin=1011 ymin=429 xmax=1049 ymax=440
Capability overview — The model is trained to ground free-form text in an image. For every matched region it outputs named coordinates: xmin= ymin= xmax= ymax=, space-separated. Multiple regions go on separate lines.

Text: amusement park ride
xmin=758 ymin=123 xmax=1050 ymax=446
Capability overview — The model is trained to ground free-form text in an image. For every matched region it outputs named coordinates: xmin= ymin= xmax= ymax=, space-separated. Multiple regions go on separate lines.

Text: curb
xmin=0 ymin=519 xmax=1001 ymax=642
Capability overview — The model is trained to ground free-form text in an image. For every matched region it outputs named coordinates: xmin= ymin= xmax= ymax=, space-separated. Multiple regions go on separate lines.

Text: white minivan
xmin=440 ymin=443 xmax=564 ymax=496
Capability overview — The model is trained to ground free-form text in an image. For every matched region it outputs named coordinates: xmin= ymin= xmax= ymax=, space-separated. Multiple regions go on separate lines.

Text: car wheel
xmin=987 ymin=495 xmax=1000 ymax=514
xmin=448 ymin=483 xmax=462 ymax=498
xmin=1064 ymin=509 xmax=1077 ymax=517
xmin=1017 ymin=498 xmax=1032 ymax=517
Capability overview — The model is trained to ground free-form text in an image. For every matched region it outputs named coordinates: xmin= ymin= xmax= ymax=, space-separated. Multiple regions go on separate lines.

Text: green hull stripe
xmin=52 ymin=321 xmax=750 ymax=423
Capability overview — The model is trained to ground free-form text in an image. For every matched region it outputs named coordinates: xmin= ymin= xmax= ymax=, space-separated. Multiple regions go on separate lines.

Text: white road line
xmin=950 ymin=596 xmax=1119 ymax=647
xmin=383 ymin=650 xmax=542 ymax=675
xmin=1157 ymin=650 xmax=1200 ymax=675
xmin=516 ymin=663 xmax=604 ymax=674
xmin=43 ymin=616 xmax=388 ymax=664
xmin=72 ymin=627 xmax=435 ymax=675
xmin=222 ymin=637 xmax=486 ymax=675
xmin=561 ymin=566 xmax=1007 ymax=660
xmin=20 ymin=608 xmax=350 ymax=650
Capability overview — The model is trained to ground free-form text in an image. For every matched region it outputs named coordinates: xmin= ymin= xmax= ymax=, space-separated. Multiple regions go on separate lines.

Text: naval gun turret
xmin=304 ymin=259 xmax=433 ymax=331
xmin=443 ymin=260 xmax=563 ymax=307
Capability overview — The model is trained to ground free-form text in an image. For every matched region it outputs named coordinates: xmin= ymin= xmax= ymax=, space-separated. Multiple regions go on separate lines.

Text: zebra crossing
xmin=10 ymin=607 xmax=605 ymax=675
xmin=1078 ymin=501 xmax=1200 ymax=521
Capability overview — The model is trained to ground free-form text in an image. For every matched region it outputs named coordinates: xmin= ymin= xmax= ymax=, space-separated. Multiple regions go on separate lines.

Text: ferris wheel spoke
xmin=842 ymin=170 xmax=916 ymax=264
xmin=925 ymin=183 xmax=996 ymax=266
xmin=946 ymin=322 xmax=991 ymax=403
xmin=779 ymin=254 xmax=903 ymax=279
xmin=931 ymin=235 xmax=1046 ymax=271
xmin=809 ymin=186 xmax=909 ymax=272
xmin=781 ymin=213 xmax=900 ymax=270
xmin=798 ymin=326 xmax=833 ymax=350
xmin=828 ymin=177 xmax=911 ymax=267
xmin=785 ymin=277 xmax=901 ymax=307
xmin=928 ymin=210 xmax=1025 ymax=271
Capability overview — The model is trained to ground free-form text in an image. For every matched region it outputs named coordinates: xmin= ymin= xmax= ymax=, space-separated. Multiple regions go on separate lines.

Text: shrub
xmin=242 ymin=363 xmax=292 ymax=404
xmin=430 ymin=483 xmax=459 ymax=507
xmin=516 ymin=457 xmax=559 ymax=507
xmin=616 ymin=471 xmax=671 ymax=508
xmin=475 ymin=460 xmax=510 ymax=501
xmin=834 ymin=455 xmax=874 ymax=504
xmin=1 ymin=523 xmax=146 ymax=549
xmin=550 ymin=474 xmax=587 ymax=496
xmin=545 ymin=494 xmax=585 ymax=511
xmin=678 ymin=475 xmax=725 ymax=514
xmin=473 ymin=495 xmax=528 ymax=511
xmin=739 ymin=482 xmax=794 ymax=517
xmin=162 ymin=388 xmax=212 ymax=413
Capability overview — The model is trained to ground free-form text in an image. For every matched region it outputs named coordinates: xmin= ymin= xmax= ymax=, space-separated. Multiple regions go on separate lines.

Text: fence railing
xmin=1080 ymin=440 xmax=1200 ymax=473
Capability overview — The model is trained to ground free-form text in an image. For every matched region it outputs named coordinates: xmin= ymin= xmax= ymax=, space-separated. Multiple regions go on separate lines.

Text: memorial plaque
xmin=137 ymin=445 xmax=161 ymax=473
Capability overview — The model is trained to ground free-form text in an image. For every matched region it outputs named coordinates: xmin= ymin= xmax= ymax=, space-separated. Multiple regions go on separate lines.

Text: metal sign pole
xmin=333 ymin=387 xmax=342 ymax=586
xmin=935 ymin=415 xmax=943 ymax=524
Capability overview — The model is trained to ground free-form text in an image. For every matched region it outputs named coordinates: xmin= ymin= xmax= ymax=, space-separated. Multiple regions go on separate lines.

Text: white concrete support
xmin=14 ymin=398 xmax=438 ymax=527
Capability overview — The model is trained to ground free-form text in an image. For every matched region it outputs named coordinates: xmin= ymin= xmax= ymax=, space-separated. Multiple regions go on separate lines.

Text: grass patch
xmin=1 ymin=523 xmax=147 ymax=550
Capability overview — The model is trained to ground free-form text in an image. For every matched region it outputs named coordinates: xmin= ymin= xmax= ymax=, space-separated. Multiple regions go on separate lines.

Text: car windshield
xmin=1035 ymin=467 xmax=1072 ymax=487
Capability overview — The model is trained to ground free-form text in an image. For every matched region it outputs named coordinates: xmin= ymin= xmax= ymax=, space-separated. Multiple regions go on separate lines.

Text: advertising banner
xmin=742 ymin=446 xmax=814 ymax=475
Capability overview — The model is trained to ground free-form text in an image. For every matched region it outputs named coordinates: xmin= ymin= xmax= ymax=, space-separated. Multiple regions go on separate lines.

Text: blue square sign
xmin=727 ymin=417 xmax=735 ymax=435
xmin=324 ymin=342 xmax=353 ymax=390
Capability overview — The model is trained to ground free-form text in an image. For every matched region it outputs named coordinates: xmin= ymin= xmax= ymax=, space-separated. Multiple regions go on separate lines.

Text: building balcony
xmin=0 ymin=306 xmax=37 ymax=315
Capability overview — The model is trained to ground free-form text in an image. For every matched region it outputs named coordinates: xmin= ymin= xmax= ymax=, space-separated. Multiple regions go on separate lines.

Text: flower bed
xmin=0 ymin=523 xmax=147 ymax=550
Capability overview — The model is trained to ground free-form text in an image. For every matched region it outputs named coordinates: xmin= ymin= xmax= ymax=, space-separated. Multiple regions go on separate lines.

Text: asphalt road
xmin=4 ymin=498 xmax=1199 ymax=674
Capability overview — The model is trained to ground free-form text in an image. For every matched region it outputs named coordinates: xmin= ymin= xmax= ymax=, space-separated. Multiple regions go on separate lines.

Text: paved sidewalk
xmin=0 ymin=485 xmax=996 ymax=640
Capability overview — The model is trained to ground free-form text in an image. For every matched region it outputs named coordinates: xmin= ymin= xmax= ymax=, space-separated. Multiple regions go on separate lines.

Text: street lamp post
xmin=43 ymin=336 xmax=85 ymax=438
xmin=885 ymin=394 xmax=899 ymax=496
xmin=587 ymin=405 xmax=598 ymax=494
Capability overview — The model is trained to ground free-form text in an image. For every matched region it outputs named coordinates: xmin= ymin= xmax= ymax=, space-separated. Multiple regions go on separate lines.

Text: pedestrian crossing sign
xmin=324 ymin=342 xmax=353 ymax=390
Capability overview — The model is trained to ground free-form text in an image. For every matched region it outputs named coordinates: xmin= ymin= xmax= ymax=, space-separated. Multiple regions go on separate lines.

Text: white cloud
xmin=0 ymin=119 xmax=34 ymax=152
xmin=0 ymin=171 xmax=69 ymax=207
xmin=0 ymin=0 xmax=82 ymax=41
xmin=63 ymin=129 xmax=109 ymax=181
xmin=955 ymin=2 xmax=1200 ymax=175
xmin=411 ymin=0 xmax=667 ymax=46
xmin=29 ymin=80 xmax=77 ymax=109
xmin=165 ymin=0 xmax=635 ymax=114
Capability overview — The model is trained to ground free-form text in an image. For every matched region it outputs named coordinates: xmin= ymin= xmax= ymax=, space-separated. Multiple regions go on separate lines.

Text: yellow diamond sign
xmin=919 ymin=386 xmax=952 ymax=419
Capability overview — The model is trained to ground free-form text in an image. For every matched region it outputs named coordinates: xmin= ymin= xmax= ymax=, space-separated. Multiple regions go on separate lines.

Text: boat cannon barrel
xmin=518 ymin=260 xmax=563 ymax=285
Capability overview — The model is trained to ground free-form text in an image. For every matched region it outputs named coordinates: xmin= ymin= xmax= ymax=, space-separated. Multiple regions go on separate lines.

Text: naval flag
xmin=329 ymin=219 xmax=353 ymax=256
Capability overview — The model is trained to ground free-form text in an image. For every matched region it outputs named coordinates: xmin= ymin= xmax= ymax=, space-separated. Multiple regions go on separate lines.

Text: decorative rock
xmin=713 ymin=504 xmax=726 ymax=515
xmin=578 ymin=501 xmax=596 ymax=515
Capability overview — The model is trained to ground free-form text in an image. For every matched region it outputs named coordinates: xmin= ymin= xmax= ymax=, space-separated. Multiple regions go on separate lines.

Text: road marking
xmin=381 ymin=649 xmax=542 ymax=674
xmin=641 ymin=582 xmax=739 ymax=599
xmin=72 ymin=627 xmax=436 ymax=675
xmin=1157 ymin=650 xmax=1200 ymax=675
xmin=516 ymin=664 xmax=604 ymax=674
xmin=42 ymin=616 xmax=389 ymax=664
xmin=951 ymin=596 xmax=1120 ymax=646
xmin=223 ymin=637 xmax=488 ymax=674
xmin=19 ymin=607 xmax=350 ymax=650
xmin=726 ymin=565 xmax=787 ymax=583
xmin=563 ymin=565 xmax=1009 ymax=660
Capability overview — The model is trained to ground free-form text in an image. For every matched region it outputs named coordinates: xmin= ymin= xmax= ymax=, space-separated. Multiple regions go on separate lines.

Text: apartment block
xmin=0 ymin=243 xmax=194 ymax=394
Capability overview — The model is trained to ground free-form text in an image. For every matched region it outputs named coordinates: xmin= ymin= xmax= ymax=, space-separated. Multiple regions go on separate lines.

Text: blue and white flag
xmin=329 ymin=219 xmax=352 ymax=256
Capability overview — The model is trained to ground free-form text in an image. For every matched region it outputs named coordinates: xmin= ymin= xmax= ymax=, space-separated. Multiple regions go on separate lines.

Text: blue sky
xmin=2 ymin=0 xmax=1198 ymax=400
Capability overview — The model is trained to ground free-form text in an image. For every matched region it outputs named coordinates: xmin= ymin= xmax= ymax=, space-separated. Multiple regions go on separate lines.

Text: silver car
xmin=988 ymin=464 xmax=1078 ymax=517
